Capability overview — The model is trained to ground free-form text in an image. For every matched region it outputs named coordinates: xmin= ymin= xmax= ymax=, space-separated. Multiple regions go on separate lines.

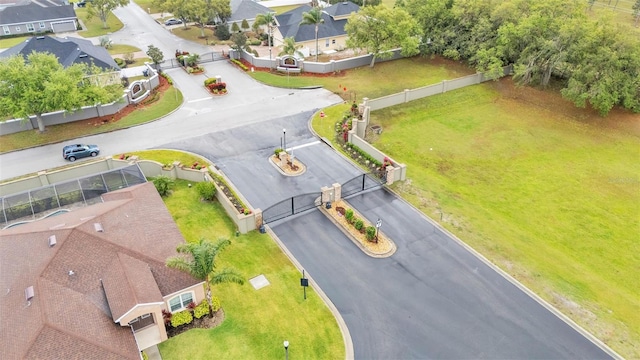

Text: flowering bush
xmin=207 ymin=82 xmax=227 ymax=91
xmin=170 ymin=309 xmax=193 ymax=328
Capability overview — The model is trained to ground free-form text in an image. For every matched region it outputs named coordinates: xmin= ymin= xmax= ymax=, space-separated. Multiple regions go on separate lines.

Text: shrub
xmin=160 ymin=72 xmax=173 ymax=85
xmin=162 ymin=309 xmax=172 ymax=325
xmin=354 ymin=218 xmax=364 ymax=230
xmin=215 ymin=25 xmax=231 ymax=40
xmin=123 ymin=52 xmax=135 ymax=64
xmin=274 ymin=148 xmax=283 ymax=156
xmin=170 ymin=309 xmax=193 ymax=328
xmin=366 ymin=226 xmax=376 ymax=241
xmin=345 ymin=208 xmax=354 ymax=222
xmin=204 ymin=77 xmax=217 ymax=86
xmin=211 ymin=296 xmax=221 ymax=312
xmin=196 ymin=181 xmax=216 ymax=200
xmin=151 ymin=175 xmax=174 ymax=197
xmin=193 ymin=301 xmax=209 ymax=319
xmin=207 ymin=82 xmax=227 ymax=91
xmin=249 ymin=39 xmax=262 ymax=46
xmin=231 ymin=59 xmax=248 ymax=71
xmin=114 ymin=58 xmax=125 ymax=67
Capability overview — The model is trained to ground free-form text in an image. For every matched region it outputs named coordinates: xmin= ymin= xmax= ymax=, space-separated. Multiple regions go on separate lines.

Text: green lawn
xmin=269 ymin=5 xmax=302 ymax=14
xmin=75 ymin=8 xmax=124 ymax=37
xmin=0 ymin=86 xmax=182 ymax=153
xmin=250 ymin=56 xmax=475 ymax=102
xmin=158 ymin=179 xmax=344 ymax=359
xmin=133 ymin=0 xmax=164 ymax=14
xmin=0 ymin=36 xmax=29 ymax=49
xmin=318 ymin=81 xmax=639 ymax=357
xmin=108 ymin=44 xmax=141 ymax=55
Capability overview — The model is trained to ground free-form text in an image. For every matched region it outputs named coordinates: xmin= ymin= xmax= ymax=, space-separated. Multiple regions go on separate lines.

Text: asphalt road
xmin=168 ymin=116 xmax=613 ymax=359
xmin=0 ymin=3 xmax=616 ymax=359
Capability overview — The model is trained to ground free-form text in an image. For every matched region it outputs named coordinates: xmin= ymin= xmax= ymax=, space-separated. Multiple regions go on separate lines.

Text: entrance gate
xmin=341 ymin=173 xmax=384 ymax=198
xmin=262 ymin=191 xmax=322 ymax=224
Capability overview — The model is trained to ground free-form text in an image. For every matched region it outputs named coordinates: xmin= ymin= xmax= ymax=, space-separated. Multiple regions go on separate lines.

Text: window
xmin=325 ymin=39 xmax=329 ymax=47
xmin=39 ymin=22 xmax=46 ymax=29
xmin=332 ymin=39 xmax=336 ymax=44
xmin=27 ymin=23 xmax=35 ymax=32
xmin=169 ymin=292 xmax=194 ymax=312
xmin=2 ymin=26 xmax=9 ymax=35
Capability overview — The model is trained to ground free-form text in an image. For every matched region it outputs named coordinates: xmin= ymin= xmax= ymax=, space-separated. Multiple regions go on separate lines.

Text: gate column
xmin=332 ymin=183 xmax=341 ymax=202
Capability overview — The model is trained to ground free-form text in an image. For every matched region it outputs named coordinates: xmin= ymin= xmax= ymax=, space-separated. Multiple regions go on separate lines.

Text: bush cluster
xmin=208 ymin=171 xmax=248 ymax=214
xmin=114 ymin=58 xmax=126 ymax=67
xmin=193 ymin=301 xmax=209 ymax=319
xmin=170 ymin=309 xmax=193 ymax=328
xmin=160 ymin=72 xmax=173 ymax=85
xmin=204 ymin=78 xmax=217 ymax=86
xmin=231 ymin=59 xmax=248 ymax=71
xmin=366 ymin=226 xmax=376 ymax=241
xmin=207 ymin=82 xmax=226 ymax=91
xmin=346 ymin=143 xmax=382 ymax=167
xmin=196 ymin=181 xmax=216 ymax=201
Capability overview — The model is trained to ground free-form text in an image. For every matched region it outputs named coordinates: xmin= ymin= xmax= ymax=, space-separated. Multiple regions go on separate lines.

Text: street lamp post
xmin=283 ymin=128 xmax=287 ymax=153
xmin=283 ymin=340 xmax=289 ymax=360
xmin=375 ymin=218 xmax=382 ymax=243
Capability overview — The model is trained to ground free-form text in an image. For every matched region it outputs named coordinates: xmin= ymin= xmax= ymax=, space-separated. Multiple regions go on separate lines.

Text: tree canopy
xmin=345 ymin=5 xmax=421 ymax=67
xmin=85 ymin=0 xmax=130 ymax=29
xmin=0 ymin=52 xmax=121 ymax=132
xmin=398 ymin=0 xmax=640 ymax=115
xmin=166 ymin=238 xmax=244 ymax=317
xmin=300 ymin=7 xmax=324 ymax=62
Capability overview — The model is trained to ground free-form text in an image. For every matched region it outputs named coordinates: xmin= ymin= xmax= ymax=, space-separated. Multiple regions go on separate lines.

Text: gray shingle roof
xmin=0 ymin=182 xmax=200 ymax=359
xmin=228 ymin=0 xmax=271 ymax=22
xmin=0 ymin=2 xmax=76 ymax=25
xmin=276 ymin=2 xmax=359 ymax=43
xmin=0 ymin=35 xmax=119 ymax=70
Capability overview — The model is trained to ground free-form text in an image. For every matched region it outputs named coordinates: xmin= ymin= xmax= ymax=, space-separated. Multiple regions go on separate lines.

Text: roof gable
xmin=0 ymin=182 xmax=199 ymax=359
xmin=276 ymin=4 xmax=357 ymax=43
xmin=0 ymin=35 xmax=119 ymax=70
xmin=229 ymin=0 xmax=270 ymax=22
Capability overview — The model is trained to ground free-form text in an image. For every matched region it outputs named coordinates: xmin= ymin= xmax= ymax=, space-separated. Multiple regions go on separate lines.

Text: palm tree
xmin=300 ymin=7 xmax=324 ymax=62
xmin=278 ymin=37 xmax=304 ymax=58
xmin=254 ymin=11 xmax=277 ymax=60
xmin=166 ymin=238 xmax=244 ymax=317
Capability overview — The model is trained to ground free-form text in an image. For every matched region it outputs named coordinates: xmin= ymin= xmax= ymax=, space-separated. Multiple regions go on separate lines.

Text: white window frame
xmin=27 ymin=23 xmax=35 ymax=32
xmin=168 ymin=291 xmax=194 ymax=313
xmin=39 ymin=22 xmax=46 ymax=29
xmin=325 ymin=39 xmax=329 ymax=47
xmin=2 ymin=26 xmax=9 ymax=35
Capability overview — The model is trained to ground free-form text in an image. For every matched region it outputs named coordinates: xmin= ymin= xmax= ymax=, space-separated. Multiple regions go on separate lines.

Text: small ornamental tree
xmin=146 ymin=45 xmax=165 ymax=69
xmin=241 ymin=19 xmax=250 ymax=31
xmin=215 ymin=24 xmax=231 ymax=40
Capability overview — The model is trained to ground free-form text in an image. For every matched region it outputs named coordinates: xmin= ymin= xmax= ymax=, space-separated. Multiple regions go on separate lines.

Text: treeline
xmin=396 ymin=0 xmax=640 ymax=115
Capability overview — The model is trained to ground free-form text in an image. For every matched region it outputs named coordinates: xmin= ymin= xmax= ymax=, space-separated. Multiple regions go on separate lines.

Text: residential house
xmin=1 ymin=35 xmax=119 ymax=70
xmin=0 ymin=182 xmax=205 ymax=359
xmin=274 ymin=1 xmax=360 ymax=57
xmin=226 ymin=0 xmax=271 ymax=32
xmin=0 ymin=1 xmax=78 ymax=37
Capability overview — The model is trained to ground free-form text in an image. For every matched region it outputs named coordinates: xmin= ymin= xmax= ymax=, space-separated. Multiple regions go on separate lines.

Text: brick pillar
xmin=321 ymin=186 xmax=332 ymax=203
xmin=386 ymin=167 xmax=395 ymax=185
xmin=254 ymin=209 xmax=263 ymax=228
xmin=332 ymin=183 xmax=341 ymax=202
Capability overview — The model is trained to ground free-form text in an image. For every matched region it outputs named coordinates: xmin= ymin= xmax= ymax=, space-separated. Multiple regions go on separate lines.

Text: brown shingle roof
xmin=0 ymin=182 xmax=200 ymax=359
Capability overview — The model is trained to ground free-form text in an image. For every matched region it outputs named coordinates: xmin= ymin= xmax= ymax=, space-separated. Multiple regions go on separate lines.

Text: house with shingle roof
xmin=0 ymin=35 xmax=120 ymax=71
xmin=226 ymin=0 xmax=271 ymax=32
xmin=274 ymin=1 xmax=360 ymax=56
xmin=0 ymin=1 xmax=78 ymax=37
xmin=0 ymin=182 xmax=204 ymax=359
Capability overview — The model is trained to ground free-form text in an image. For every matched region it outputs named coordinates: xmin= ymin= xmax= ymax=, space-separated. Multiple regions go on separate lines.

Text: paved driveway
xmin=161 ymin=116 xmax=613 ymax=359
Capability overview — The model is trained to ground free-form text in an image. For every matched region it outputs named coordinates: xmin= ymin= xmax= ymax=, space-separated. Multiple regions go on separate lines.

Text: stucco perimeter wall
xmin=367 ymin=65 xmax=514 ymax=111
xmin=237 ymin=48 xmax=403 ymax=74
xmin=0 ymin=157 xmax=259 ymax=233
xmin=0 ymin=64 xmax=160 ymax=136
xmin=348 ymin=133 xmax=406 ymax=182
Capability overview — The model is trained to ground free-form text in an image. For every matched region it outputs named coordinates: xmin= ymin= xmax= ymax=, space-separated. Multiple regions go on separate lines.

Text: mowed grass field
xmin=364 ymin=80 xmax=639 ymax=357
xmin=158 ymin=180 xmax=344 ymax=359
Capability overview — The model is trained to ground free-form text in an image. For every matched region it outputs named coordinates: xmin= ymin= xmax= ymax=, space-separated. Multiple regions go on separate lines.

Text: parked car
xmin=76 ymin=0 xmax=91 ymax=7
xmin=164 ymin=18 xmax=183 ymax=26
xmin=63 ymin=144 xmax=100 ymax=162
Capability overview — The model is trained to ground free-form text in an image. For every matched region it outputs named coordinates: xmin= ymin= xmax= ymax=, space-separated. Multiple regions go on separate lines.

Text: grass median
xmin=158 ymin=179 xmax=344 ymax=360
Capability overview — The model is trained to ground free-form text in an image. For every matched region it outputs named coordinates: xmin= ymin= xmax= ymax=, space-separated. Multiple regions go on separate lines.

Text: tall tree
xmin=345 ymin=5 xmax=421 ymax=67
xmin=85 ymin=0 xmax=130 ymax=29
xmin=0 ymin=52 xmax=120 ymax=132
xmin=209 ymin=0 xmax=231 ymax=24
xmin=300 ymin=7 xmax=325 ymax=62
xmin=254 ymin=11 xmax=277 ymax=60
xmin=279 ymin=37 xmax=304 ymax=58
xmin=166 ymin=238 xmax=244 ymax=317
xmin=146 ymin=45 xmax=164 ymax=69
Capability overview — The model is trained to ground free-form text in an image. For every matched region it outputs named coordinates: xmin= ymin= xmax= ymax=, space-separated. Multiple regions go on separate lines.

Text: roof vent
xmin=25 ymin=286 xmax=34 ymax=301
xmin=48 ymin=235 xmax=57 ymax=247
xmin=79 ymin=54 xmax=88 ymax=58
xmin=94 ymin=223 xmax=104 ymax=232
xmin=68 ymin=270 xmax=75 ymax=276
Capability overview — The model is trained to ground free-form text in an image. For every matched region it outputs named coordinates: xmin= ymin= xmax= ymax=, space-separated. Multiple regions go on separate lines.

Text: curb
xmin=265 ymin=225 xmax=355 ymax=360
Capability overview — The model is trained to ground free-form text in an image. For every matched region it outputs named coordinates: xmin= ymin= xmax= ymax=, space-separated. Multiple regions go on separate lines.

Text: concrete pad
xmin=249 ymin=274 xmax=270 ymax=290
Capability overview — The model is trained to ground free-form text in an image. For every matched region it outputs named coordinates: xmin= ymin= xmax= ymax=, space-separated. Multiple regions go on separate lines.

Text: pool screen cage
xmin=0 ymin=164 xmax=146 ymax=227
